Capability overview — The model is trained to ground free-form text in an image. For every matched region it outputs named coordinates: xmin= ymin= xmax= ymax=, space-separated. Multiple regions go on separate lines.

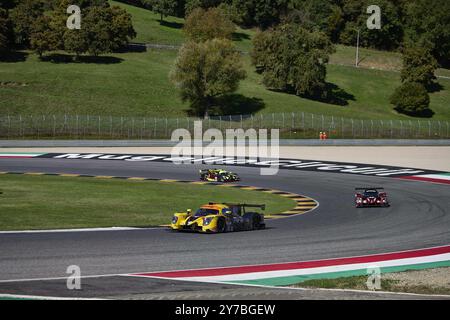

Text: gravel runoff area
xmin=2 ymin=146 xmax=450 ymax=171
xmin=382 ymin=267 xmax=450 ymax=292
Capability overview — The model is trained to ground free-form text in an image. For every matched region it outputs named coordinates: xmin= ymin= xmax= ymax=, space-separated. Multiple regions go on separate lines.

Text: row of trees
xmin=166 ymin=1 xmax=447 ymax=118
xmin=0 ymin=0 xmax=136 ymax=59
xmin=171 ymin=7 xmax=336 ymax=118
xmin=130 ymin=0 xmax=450 ymax=67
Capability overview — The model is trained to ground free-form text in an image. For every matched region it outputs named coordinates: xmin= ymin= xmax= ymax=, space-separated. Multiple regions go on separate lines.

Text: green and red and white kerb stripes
xmin=398 ymin=173 xmax=450 ymax=185
xmin=130 ymin=246 xmax=450 ymax=286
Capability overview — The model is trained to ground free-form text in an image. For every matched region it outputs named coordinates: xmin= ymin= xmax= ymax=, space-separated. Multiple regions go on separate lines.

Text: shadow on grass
xmin=184 ymin=94 xmax=266 ymax=118
xmin=115 ymin=43 xmax=147 ymax=53
xmin=159 ymin=19 xmax=184 ymax=29
xmin=394 ymin=107 xmax=435 ymax=118
xmin=319 ymin=82 xmax=356 ymax=106
xmin=213 ymin=94 xmax=265 ymax=116
xmin=232 ymin=32 xmax=251 ymax=42
xmin=0 ymin=51 xmax=29 ymax=63
xmin=40 ymin=54 xmax=123 ymax=64
xmin=427 ymin=81 xmax=444 ymax=93
xmin=269 ymin=82 xmax=355 ymax=106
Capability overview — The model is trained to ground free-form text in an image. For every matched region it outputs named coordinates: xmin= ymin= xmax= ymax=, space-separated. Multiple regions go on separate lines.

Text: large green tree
xmin=404 ymin=0 xmax=450 ymax=67
xmin=233 ymin=0 xmax=289 ymax=29
xmin=252 ymin=23 xmax=335 ymax=99
xmin=339 ymin=0 xmax=403 ymax=51
xmin=390 ymin=82 xmax=431 ymax=116
xmin=0 ymin=8 xmax=10 ymax=54
xmin=401 ymin=46 xmax=438 ymax=89
xmin=184 ymin=7 xmax=235 ymax=42
xmin=10 ymin=0 xmax=45 ymax=46
xmin=0 ymin=0 xmax=17 ymax=10
xmin=110 ymin=5 xmax=137 ymax=50
xmin=170 ymin=38 xmax=246 ymax=118
xmin=184 ymin=0 xmax=222 ymax=16
xmin=69 ymin=4 xmax=136 ymax=57
xmin=30 ymin=15 xmax=60 ymax=58
xmin=145 ymin=0 xmax=177 ymax=22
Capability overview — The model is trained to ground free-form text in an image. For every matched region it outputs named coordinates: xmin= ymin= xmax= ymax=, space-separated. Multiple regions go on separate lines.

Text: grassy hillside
xmin=0 ymin=1 xmax=449 ymax=120
xmin=111 ymin=0 xmax=254 ymax=52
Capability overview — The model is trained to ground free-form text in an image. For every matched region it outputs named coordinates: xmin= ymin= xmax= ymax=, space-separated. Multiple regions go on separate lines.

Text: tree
xmin=9 ymin=0 xmax=45 ymax=46
xmin=63 ymin=29 xmax=88 ymax=59
xmin=184 ymin=7 xmax=235 ymax=42
xmin=0 ymin=8 xmax=10 ymax=54
xmin=339 ymin=0 xmax=403 ymax=51
xmin=401 ymin=46 xmax=438 ymax=89
xmin=30 ymin=15 xmax=58 ymax=58
xmin=184 ymin=0 xmax=222 ymax=16
xmin=232 ymin=0 xmax=289 ymax=29
xmin=110 ymin=5 xmax=136 ymax=50
xmin=145 ymin=0 xmax=177 ymax=22
xmin=0 ymin=0 xmax=17 ymax=10
xmin=252 ymin=23 xmax=335 ymax=99
xmin=404 ymin=0 xmax=450 ymax=67
xmin=83 ymin=6 xmax=114 ymax=56
xmin=390 ymin=82 xmax=431 ymax=116
xmin=170 ymin=39 xmax=246 ymax=118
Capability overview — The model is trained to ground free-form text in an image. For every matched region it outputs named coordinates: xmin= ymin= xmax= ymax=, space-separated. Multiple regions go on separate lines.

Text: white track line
xmin=0 ymin=226 xmax=163 ymax=234
xmin=0 ymin=294 xmax=104 ymax=300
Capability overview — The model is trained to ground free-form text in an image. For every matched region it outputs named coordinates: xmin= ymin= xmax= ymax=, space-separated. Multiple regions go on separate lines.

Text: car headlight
xmin=203 ymin=217 xmax=213 ymax=226
xmin=172 ymin=216 xmax=178 ymax=224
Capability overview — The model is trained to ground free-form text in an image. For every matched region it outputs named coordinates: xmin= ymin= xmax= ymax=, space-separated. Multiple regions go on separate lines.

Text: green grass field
xmin=0 ymin=174 xmax=295 ymax=231
xmin=0 ymin=0 xmax=449 ymax=121
xmin=110 ymin=1 xmax=255 ymax=52
xmin=294 ymin=273 xmax=450 ymax=295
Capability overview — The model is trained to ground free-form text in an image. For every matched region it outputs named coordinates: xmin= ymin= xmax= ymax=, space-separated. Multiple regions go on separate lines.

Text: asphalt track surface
xmin=0 ymin=157 xmax=449 ymax=298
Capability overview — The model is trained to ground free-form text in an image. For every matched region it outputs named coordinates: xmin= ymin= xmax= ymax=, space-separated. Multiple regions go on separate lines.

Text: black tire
xmin=252 ymin=216 xmax=260 ymax=230
xmin=216 ymin=218 xmax=226 ymax=233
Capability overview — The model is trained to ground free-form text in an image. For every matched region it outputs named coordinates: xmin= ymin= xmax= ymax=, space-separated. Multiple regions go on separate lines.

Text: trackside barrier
xmin=0 ymin=113 xmax=449 ymax=139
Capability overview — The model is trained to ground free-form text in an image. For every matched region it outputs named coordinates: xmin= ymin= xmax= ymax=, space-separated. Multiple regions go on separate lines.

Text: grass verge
xmin=0 ymin=174 xmax=296 ymax=231
xmin=294 ymin=268 xmax=450 ymax=295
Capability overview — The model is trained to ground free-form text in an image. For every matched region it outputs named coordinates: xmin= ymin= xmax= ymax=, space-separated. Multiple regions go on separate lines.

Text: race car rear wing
xmin=355 ymin=187 xmax=384 ymax=190
xmin=209 ymin=203 xmax=266 ymax=210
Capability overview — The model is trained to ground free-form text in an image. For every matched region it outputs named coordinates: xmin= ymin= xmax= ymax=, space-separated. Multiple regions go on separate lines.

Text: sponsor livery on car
xmin=355 ymin=187 xmax=390 ymax=208
xmin=170 ymin=203 xmax=265 ymax=233
xmin=199 ymin=169 xmax=240 ymax=182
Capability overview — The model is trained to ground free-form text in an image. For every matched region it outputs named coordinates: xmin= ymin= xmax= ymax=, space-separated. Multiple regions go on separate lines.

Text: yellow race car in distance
xmin=170 ymin=203 xmax=266 ymax=233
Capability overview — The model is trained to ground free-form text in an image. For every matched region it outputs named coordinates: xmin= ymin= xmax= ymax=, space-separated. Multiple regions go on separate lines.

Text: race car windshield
xmin=364 ymin=191 xmax=379 ymax=197
xmin=194 ymin=208 xmax=219 ymax=217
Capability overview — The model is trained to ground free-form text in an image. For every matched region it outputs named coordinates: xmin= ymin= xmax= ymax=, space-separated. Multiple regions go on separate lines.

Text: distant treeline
xmin=116 ymin=0 xmax=450 ymax=67
xmin=0 ymin=0 xmax=136 ymax=59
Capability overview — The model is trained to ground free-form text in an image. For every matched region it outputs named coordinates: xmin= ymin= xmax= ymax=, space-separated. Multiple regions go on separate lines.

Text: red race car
xmin=355 ymin=187 xmax=390 ymax=208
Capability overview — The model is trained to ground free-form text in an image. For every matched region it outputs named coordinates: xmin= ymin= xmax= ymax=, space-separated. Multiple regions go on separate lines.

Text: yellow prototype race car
xmin=170 ymin=203 xmax=266 ymax=233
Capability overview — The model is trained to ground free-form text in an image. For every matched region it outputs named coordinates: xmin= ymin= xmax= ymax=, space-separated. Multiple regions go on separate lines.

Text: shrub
xmin=390 ymin=82 xmax=431 ymax=116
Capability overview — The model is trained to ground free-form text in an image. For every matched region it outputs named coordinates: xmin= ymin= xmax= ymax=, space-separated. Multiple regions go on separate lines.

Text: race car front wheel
xmin=216 ymin=218 xmax=226 ymax=233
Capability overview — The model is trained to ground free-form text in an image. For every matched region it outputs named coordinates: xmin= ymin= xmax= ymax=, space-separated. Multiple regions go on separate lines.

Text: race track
xmin=1 ymin=156 xmax=449 ymax=287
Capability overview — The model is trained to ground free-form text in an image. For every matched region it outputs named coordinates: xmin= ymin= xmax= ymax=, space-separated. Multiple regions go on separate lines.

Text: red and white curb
xmin=398 ymin=173 xmax=450 ymax=185
xmin=129 ymin=245 xmax=450 ymax=286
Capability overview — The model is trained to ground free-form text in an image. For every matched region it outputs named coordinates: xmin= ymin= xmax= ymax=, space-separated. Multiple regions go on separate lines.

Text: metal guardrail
xmin=0 ymin=113 xmax=449 ymax=140
xmin=1 ymin=139 xmax=450 ymax=147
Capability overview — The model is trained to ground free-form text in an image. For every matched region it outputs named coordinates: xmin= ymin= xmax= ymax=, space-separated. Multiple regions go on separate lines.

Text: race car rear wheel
xmin=251 ymin=214 xmax=266 ymax=230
